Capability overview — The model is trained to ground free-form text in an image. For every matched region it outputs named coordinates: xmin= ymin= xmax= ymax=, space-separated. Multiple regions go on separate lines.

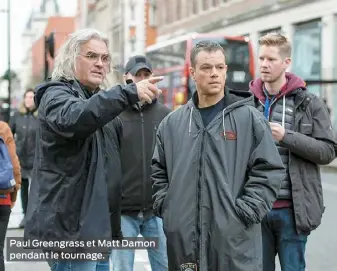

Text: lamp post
xmin=0 ymin=0 xmax=11 ymax=122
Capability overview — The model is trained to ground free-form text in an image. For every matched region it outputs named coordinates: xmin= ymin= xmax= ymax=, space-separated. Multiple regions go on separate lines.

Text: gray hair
xmin=190 ymin=40 xmax=225 ymax=67
xmin=51 ymin=28 xmax=110 ymax=81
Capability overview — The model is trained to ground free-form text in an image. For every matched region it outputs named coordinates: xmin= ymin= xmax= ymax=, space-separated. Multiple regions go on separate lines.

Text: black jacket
xmin=23 ymin=79 xmax=139 ymax=252
xmin=9 ymin=106 xmax=38 ymax=172
xmin=116 ymin=101 xmax=170 ymax=216
xmin=152 ymin=88 xmax=286 ymax=271
xmin=250 ymin=73 xmax=337 ymax=233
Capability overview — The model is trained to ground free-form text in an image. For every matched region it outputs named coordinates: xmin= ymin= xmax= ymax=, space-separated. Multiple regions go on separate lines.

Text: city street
xmin=4 ymin=167 xmax=337 ymax=271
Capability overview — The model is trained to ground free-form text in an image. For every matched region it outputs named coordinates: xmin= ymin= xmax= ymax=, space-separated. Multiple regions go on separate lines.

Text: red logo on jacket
xmin=221 ymin=131 xmax=237 ymax=140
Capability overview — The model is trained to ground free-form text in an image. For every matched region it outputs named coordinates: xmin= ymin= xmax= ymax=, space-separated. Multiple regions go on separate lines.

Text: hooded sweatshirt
xmin=249 ymin=72 xmax=306 ymax=207
xmin=152 ymin=87 xmax=286 ymax=270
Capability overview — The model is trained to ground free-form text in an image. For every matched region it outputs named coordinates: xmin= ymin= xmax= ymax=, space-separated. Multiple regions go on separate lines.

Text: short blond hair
xmin=259 ymin=32 xmax=291 ymax=58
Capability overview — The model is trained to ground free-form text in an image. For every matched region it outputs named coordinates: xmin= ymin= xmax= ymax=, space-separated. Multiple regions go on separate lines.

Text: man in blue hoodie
xmin=249 ymin=32 xmax=336 ymax=271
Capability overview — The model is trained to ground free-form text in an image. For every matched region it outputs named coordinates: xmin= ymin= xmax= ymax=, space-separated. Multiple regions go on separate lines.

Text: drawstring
xmin=281 ymin=95 xmax=286 ymax=128
xmin=189 ymin=107 xmax=193 ymax=136
xmin=222 ymin=109 xmax=227 ymax=140
xmin=188 ymin=106 xmax=228 ymax=139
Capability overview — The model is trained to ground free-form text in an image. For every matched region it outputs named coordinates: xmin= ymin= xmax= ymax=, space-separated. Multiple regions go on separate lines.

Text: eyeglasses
xmin=79 ymin=52 xmax=111 ymax=66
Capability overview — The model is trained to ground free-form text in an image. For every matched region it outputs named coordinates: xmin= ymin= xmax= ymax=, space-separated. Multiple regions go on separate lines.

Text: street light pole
xmin=7 ymin=0 xmax=11 ymax=121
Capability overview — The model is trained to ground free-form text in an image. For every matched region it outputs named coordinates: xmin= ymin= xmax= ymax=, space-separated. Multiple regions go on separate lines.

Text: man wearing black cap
xmin=111 ymin=55 xmax=170 ymax=270
xmin=124 ymin=55 xmax=153 ymax=82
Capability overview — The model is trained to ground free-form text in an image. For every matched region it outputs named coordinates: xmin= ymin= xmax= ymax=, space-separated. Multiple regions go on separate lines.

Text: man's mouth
xmin=92 ymin=71 xmax=103 ymax=77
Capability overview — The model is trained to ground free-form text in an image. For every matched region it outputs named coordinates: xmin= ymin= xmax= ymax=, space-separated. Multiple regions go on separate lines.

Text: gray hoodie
xmin=152 ymin=87 xmax=286 ymax=271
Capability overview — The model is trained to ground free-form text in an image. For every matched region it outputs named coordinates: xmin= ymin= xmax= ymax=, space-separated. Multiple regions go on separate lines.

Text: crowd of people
xmin=0 ymin=28 xmax=336 ymax=271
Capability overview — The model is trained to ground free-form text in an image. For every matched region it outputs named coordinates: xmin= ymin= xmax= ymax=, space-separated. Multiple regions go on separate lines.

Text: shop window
xmin=292 ymin=19 xmax=322 ymax=97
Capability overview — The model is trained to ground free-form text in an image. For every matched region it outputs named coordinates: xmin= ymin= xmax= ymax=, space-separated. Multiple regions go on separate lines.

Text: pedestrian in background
xmin=23 ymin=28 xmax=162 ymax=271
xmin=9 ymin=88 xmax=37 ymax=228
xmin=110 ymin=55 xmax=170 ymax=271
xmin=249 ymin=32 xmax=337 ymax=271
xmin=0 ymin=121 xmax=21 ymax=271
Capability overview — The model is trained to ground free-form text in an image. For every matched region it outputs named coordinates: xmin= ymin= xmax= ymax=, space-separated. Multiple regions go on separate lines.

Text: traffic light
xmin=44 ymin=32 xmax=55 ymax=80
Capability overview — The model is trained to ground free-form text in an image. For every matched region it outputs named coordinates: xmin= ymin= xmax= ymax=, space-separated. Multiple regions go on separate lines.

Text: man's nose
xmin=211 ymin=67 xmax=218 ymax=76
xmin=95 ymin=58 xmax=104 ymax=67
xmin=261 ymin=59 xmax=269 ymax=67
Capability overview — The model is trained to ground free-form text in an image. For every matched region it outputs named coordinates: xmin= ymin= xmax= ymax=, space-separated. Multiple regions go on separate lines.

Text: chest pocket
xmin=298 ymin=94 xmax=314 ymax=135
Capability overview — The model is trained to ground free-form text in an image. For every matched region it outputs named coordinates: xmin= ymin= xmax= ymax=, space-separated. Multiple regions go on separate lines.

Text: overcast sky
xmin=0 ymin=0 xmax=77 ymax=76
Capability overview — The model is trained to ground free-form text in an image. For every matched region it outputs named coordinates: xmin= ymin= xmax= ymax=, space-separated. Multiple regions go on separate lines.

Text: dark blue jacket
xmin=24 ymin=79 xmax=139 ymax=252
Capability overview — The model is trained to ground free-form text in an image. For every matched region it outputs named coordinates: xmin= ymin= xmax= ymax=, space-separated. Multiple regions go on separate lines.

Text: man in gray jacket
xmin=250 ymin=32 xmax=336 ymax=271
xmin=151 ymin=40 xmax=286 ymax=271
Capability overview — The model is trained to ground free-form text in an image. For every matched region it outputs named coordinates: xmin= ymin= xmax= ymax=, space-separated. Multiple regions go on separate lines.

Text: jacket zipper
xmin=288 ymin=95 xmax=306 ymax=233
xmin=196 ymin=128 xmax=205 ymax=269
xmin=140 ymin=111 xmax=147 ymax=216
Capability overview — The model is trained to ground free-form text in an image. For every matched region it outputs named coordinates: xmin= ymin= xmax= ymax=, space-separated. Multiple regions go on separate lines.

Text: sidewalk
xmin=323 ymin=159 xmax=337 ymax=169
xmin=8 ymin=196 xmax=24 ymax=229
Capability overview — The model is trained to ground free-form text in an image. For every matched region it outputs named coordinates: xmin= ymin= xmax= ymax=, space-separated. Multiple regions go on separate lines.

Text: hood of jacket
xmin=186 ymin=87 xmax=254 ymax=136
xmin=188 ymin=87 xmax=254 ymax=110
xmin=34 ymin=79 xmax=87 ymax=108
xmin=34 ymin=80 xmax=74 ymax=108
xmin=249 ymin=72 xmax=306 ymax=103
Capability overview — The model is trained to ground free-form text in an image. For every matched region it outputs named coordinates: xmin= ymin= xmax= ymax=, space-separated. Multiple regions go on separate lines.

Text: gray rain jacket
xmin=152 ymin=88 xmax=286 ymax=271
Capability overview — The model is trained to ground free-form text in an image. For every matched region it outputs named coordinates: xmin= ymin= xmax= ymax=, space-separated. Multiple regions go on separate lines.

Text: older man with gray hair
xmin=23 ymin=28 xmax=162 ymax=271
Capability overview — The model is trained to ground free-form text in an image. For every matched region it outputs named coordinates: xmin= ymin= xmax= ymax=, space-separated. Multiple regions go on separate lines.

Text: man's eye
xmin=102 ymin=56 xmax=110 ymax=62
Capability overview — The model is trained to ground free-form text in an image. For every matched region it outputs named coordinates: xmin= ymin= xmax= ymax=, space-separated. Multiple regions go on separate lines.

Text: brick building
xmin=77 ymin=0 xmax=157 ymax=66
xmin=31 ymin=16 xmax=75 ymax=82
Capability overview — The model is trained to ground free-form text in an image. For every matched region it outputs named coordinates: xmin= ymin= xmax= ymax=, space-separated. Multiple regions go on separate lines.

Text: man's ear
xmin=189 ymin=66 xmax=195 ymax=81
xmin=284 ymin=57 xmax=291 ymax=70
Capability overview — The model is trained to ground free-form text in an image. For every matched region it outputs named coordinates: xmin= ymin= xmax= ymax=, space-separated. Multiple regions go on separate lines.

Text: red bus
xmin=145 ymin=33 xmax=255 ymax=109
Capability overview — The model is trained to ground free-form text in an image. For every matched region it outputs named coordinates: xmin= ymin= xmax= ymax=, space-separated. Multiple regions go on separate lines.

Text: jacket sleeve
xmin=151 ymin=122 xmax=168 ymax=218
xmin=235 ymin=110 xmax=286 ymax=227
xmin=280 ymin=96 xmax=336 ymax=165
xmin=3 ymin=124 xmax=21 ymax=204
xmin=111 ymin=117 xmax=123 ymax=149
xmin=43 ymin=83 xmax=139 ymax=139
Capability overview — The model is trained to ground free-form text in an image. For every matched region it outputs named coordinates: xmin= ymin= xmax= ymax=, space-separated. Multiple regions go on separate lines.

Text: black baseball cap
xmin=124 ymin=55 xmax=153 ymax=75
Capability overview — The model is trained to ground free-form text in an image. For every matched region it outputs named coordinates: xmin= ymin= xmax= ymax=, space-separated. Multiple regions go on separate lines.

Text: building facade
xmin=155 ymin=0 xmax=337 ymax=133
xmin=31 ymin=16 xmax=75 ymax=82
xmin=20 ymin=0 xmax=61 ymax=90
xmin=77 ymin=0 xmax=157 ymax=77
